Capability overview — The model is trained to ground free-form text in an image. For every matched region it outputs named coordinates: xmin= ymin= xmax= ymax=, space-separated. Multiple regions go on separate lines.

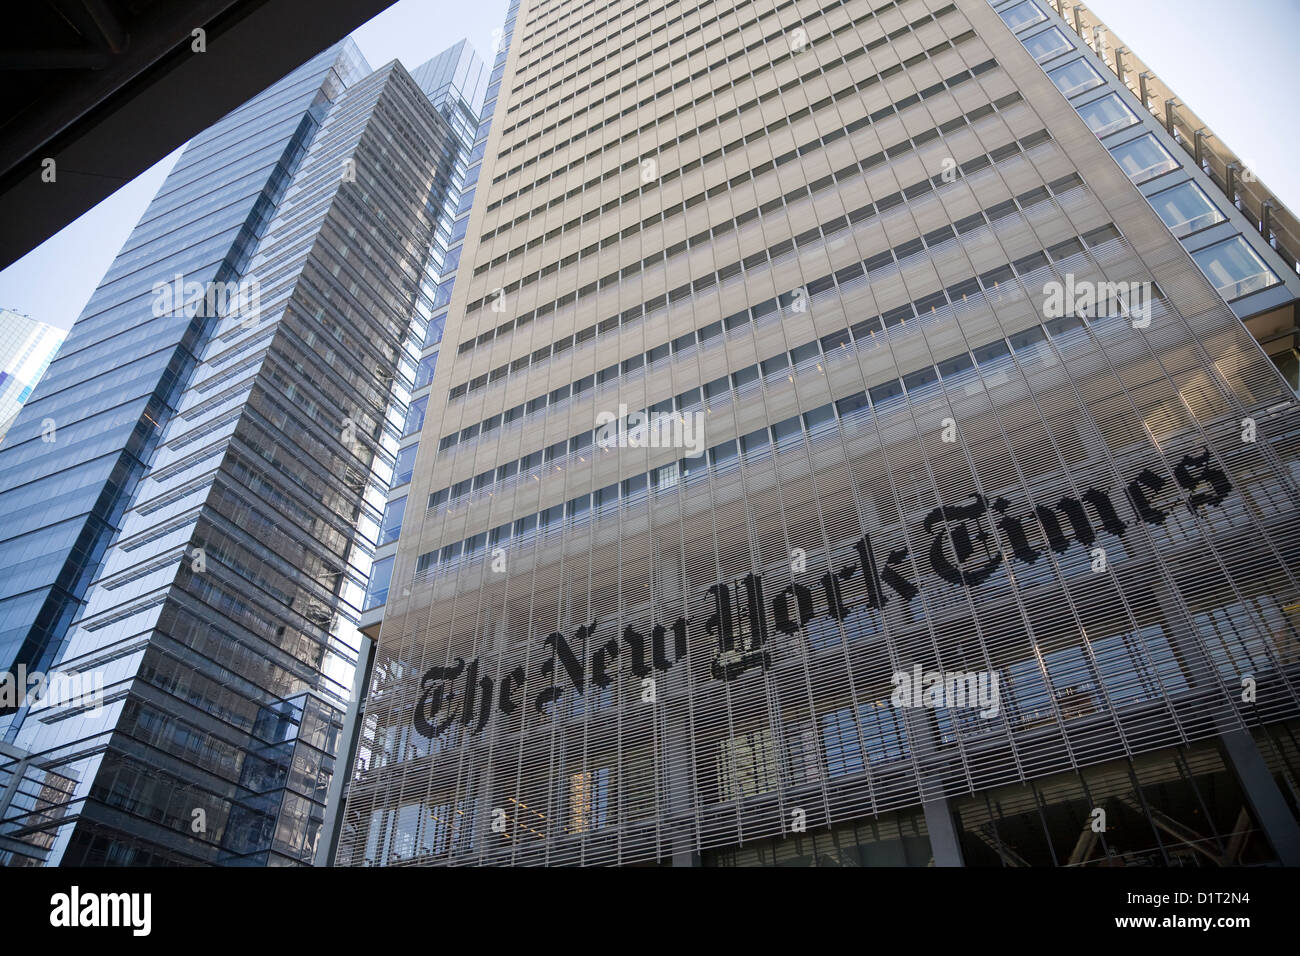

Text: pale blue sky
xmin=0 ymin=0 xmax=1294 ymax=331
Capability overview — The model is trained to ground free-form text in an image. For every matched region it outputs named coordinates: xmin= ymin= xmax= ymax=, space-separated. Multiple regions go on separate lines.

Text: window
xmin=937 ymin=352 xmax=976 ymax=381
xmin=739 ymin=427 xmax=769 ymax=456
xmin=703 ymin=375 xmax=729 ymax=400
xmin=378 ymin=497 xmax=406 ymax=546
xmin=433 ymin=277 xmax=455 ymax=309
xmin=392 ymin=443 xmax=418 ymax=487
xmin=821 ymin=708 xmax=864 ymax=777
xmin=717 ymin=729 xmax=778 ymax=800
xmin=443 ymin=245 xmax=462 ymax=273
xmin=653 ymin=462 xmax=678 ymax=492
xmin=414 ymin=350 xmax=439 ymax=389
xmin=709 ymin=440 xmax=738 ymax=467
xmin=1023 ymin=26 xmax=1072 ymax=62
xmin=424 ymin=312 xmax=446 ymax=347
xmin=622 ymin=473 xmax=648 ymax=498
xmin=363 ymin=556 xmax=394 ymax=610
xmin=1148 ymin=181 xmax=1225 ymax=238
xmin=404 ymin=395 xmax=428 ymax=435
xmin=731 ymin=365 xmax=759 ymax=389
xmin=1109 ymin=133 xmax=1179 ymax=183
xmin=770 ymin=415 xmax=803 ymax=447
xmin=859 ymin=700 xmax=908 ymax=763
xmin=567 ymin=768 xmax=610 ymax=833
xmin=762 ymin=352 xmax=791 ymax=377
xmin=1190 ymin=236 xmax=1279 ymax=301
xmin=974 ymin=339 xmax=1011 ymax=366
xmin=594 ymin=483 xmax=618 ymax=512
xmin=800 ymin=403 xmax=832 ymax=434
xmin=998 ymin=0 xmax=1046 ymax=31
xmin=390 ymin=803 xmax=420 ymax=860
xmin=835 ymin=391 xmax=869 ymax=421
xmin=1076 ymin=92 xmax=1138 ymax=137
xmin=1047 ymin=58 xmax=1104 ymax=98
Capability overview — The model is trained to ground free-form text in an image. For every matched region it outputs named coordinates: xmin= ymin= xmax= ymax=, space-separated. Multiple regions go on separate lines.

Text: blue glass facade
xmin=358 ymin=43 xmax=488 ymax=618
xmin=0 ymin=44 xmax=363 ymax=720
xmin=0 ymin=310 xmax=64 ymax=445
xmin=0 ymin=38 xmax=484 ymax=866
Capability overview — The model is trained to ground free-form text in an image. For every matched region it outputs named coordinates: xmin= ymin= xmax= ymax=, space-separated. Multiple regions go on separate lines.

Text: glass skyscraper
xmin=0 ymin=38 xmax=486 ymax=866
xmin=0 ymin=309 xmax=64 ymax=446
xmin=332 ymin=0 xmax=1300 ymax=867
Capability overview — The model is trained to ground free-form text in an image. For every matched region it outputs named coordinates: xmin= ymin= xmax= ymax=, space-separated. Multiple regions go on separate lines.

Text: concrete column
xmin=923 ymin=796 xmax=965 ymax=866
xmin=1218 ymin=727 xmax=1300 ymax=866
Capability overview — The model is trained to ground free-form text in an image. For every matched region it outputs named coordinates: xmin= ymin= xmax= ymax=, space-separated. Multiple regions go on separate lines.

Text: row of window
xmin=411 ymin=265 xmax=1125 ymax=575
xmin=997 ymin=0 xmax=1280 ymax=303
xmin=447 ymin=215 xmax=1115 ymax=486
xmin=517 ymin=0 xmax=681 ymax=58
xmin=432 ymin=287 xmax=1100 ymax=518
xmin=473 ymin=83 xmax=1024 ymax=289
xmin=511 ymin=0 xmax=823 ymax=107
xmin=502 ymin=0 xmax=943 ymax=160
xmin=469 ymin=91 xmax=1027 ymax=364
xmin=366 ymin=623 xmax=1201 ymax=856
xmin=449 ymin=139 xmax=1070 ymax=406
xmin=485 ymin=12 xmax=973 ymax=220
xmin=364 ymin=646 xmax=1252 ymax=864
xmin=514 ymin=0 xmax=718 ymax=105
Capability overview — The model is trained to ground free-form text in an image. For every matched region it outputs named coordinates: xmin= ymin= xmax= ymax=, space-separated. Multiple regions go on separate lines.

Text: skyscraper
xmin=334 ymin=0 xmax=1300 ymax=866
xmin=0 ymin=42 xmax=366 ymax=713
xmin=0 ymin=38 xmax=486 ymax=866
xmin=0 ymin=309 xmax=63 ymax=446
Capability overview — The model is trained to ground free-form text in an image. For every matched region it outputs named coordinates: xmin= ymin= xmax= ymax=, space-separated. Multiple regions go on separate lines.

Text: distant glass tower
xmin=0 ymin=37 xmax=486 ymax=866
xmin=0 ymin=309 xmax=63 ymax=445
xmin=333 ymin=0 xmax=1300 ymax=867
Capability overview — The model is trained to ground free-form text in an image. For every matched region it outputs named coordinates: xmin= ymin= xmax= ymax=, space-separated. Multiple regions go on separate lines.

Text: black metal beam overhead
xmin=0 ymin=0 xmax=396 ymax=270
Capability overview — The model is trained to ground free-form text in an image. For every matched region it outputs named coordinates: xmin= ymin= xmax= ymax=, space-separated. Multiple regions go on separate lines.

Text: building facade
xmin=0 ymin=309 xmax=63 ymax=446
xmin=335 ymin=0 xmax=1300 ymax=866
xmin=0 ymin=39 xmax=486 ymax=866
xmin=0 ymin=43 xmax=365 ymax=713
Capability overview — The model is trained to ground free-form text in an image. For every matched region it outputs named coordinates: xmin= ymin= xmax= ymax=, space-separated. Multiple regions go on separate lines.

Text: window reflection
xmin=999 ymin=0 xmax=1046 ymax=31
xmin=1109 ymin=133 xmax=1179 ymax=184
xmin=1149 ymin=181 xmax=1225 ymax=237
xmin=1023 ymin=25 xmax=1073 ymax=61
xmin=1048 ymin=58 xmax=1104 ymax=98
xmin=1077 ymin=92 xmax=1138 ymax=137
xmin=1190 ymin=236 xmax=1279 ymax=301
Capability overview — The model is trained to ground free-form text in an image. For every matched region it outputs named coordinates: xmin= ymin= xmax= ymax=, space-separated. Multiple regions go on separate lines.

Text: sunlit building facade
xmin=0 ymin=309 xmax=63 ymax=446
xmin=335 ymin=0 xmax=1300 ymax=867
